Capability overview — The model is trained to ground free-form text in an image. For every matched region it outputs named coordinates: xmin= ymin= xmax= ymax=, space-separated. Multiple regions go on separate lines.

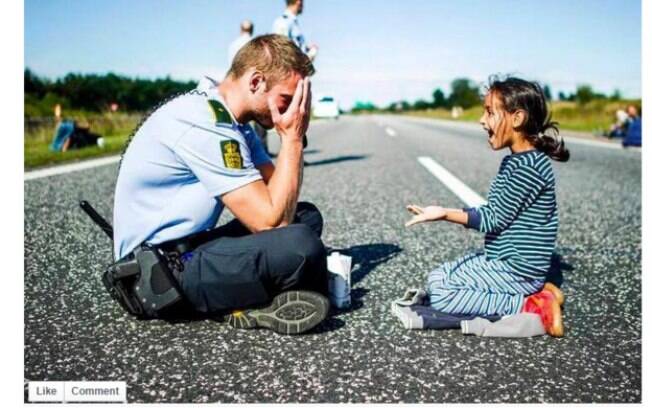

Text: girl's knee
xmin=426 ymin=264 xmax=448 ymax=284
xmin=426 ymin=274 xmax=452 ymax=299
xmin=427 ymin=287 xmax=456 ymax=311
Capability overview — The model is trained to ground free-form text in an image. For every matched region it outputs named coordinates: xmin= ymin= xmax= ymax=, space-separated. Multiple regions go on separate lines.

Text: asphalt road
xmin=24 ymin=115 xmax=642 ymax=403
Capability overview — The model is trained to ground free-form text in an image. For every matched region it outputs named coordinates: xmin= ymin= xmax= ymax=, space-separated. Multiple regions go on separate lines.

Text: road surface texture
xmin=25 ymin=115 xmax=641 ymax=402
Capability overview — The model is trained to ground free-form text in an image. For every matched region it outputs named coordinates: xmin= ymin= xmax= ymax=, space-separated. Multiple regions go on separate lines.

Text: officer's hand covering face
xmin=249 ymin=70 xmax=302 ymax=130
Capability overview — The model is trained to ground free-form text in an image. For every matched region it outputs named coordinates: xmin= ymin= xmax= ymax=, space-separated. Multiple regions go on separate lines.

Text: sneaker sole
xmin=528 ymin=294 xmax=564 ymax=338
xmin=227 ymin=291 xmax=330 ymax=335
xmin=543 ymin=282 xmax=565 ymax=306
xmin=548 ymin=300 xmax=564 ymax=337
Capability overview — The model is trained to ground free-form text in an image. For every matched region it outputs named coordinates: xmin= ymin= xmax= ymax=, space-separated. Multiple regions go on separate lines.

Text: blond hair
xmin=227 ymin=34 xmax=315 ymax=86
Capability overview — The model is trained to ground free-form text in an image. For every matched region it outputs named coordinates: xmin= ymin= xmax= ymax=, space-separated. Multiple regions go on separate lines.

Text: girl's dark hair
xmin=488 ymin=76 xmax=570 ymax=162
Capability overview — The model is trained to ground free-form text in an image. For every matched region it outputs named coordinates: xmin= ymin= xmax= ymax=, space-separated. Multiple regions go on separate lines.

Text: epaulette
xmin=208 ymin=99 xmax=233 ymax=126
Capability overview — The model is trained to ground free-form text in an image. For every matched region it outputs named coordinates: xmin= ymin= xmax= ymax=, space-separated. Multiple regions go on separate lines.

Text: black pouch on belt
xmin=79 ymin=200 xmax=189 ymax=319
xmin=103 ymin=245 xmax=186 ymax=319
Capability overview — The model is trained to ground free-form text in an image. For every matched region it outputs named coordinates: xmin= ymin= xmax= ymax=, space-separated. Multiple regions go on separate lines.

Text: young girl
xmin=405 ymin=77 xmax=569 ymax=337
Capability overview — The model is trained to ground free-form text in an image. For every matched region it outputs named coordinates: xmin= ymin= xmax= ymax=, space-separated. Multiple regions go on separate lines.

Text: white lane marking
xmin=25 ymin=155 xmax=121 ymax=181
xmin=385 ymin=127 xmax=397 ymax=137
xmin=417 ymin=156 xmax=487 ymax=207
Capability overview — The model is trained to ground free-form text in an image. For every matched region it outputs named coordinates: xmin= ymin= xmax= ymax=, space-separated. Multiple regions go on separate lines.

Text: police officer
xmin=113 ymin=34 xmax=329 ymax=335
xmin=273 ymin=0 xmax=318 ymax=61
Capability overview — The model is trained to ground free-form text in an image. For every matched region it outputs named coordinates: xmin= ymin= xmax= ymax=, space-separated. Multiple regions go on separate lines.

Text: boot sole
xmin=227 ymin=291 xmax=330 ymax=335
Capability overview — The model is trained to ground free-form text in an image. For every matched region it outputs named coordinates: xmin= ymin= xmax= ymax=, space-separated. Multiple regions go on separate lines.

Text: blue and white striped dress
xmin=426 ymin=150 xmax=558 ymax=316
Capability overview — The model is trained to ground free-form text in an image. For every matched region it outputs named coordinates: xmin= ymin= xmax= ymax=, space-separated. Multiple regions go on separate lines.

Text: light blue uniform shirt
xmin=273 ymin=11 xmax=309 ymax=54
xmin=113 ymin=81 xmax=272 ymax=259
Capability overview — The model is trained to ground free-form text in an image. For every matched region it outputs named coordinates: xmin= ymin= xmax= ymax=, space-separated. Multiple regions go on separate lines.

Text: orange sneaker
xmin=523 ymin=291 xmax=564 ymax=337
xmin=542 ymin=282 xmax=565 ymax=306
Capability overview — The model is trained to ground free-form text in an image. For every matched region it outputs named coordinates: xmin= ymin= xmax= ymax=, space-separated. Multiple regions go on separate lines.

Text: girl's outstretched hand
xmin=405 ymin=204 xmax=447 ymax=227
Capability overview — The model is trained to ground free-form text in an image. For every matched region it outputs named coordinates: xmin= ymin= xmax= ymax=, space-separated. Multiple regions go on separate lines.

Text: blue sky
xmin=25 ymin=0 xmax=641 ymax=109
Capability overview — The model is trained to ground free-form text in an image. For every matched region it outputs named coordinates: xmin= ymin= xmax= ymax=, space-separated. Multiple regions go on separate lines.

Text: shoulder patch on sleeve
xmin=208 ymin=100 xmax=233 ymax=125
xmin=220 ymin=140 xmax=243 ymax=169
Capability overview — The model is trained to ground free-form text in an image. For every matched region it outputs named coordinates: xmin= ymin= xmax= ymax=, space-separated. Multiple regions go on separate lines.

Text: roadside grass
xmin=402 ymin=99 xmax=641 ymax=134
xmin=24 ymin=112 xmax=140 ymax=170
xmin=24 ymin=111 xmax=315 ymax=170
xmin=24 ymin=133 xmax=131 ymax=169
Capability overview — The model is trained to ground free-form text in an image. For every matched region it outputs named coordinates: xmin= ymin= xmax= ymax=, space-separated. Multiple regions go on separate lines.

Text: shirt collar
xmin=209 ymin=85 xmax=240 ymax=127
xmin=283 ymin=9 xmax=298 ymax=19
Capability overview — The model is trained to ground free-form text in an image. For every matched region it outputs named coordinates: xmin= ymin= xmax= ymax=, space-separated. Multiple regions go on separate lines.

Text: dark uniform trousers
xmin=178 ymin=202 xmax=328 ymax=314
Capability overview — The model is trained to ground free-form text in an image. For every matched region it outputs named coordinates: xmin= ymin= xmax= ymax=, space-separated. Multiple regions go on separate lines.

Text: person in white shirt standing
xmin=228 ymin=20 xmax=271 ymax=154
xmin=228 ymin=20 xmax=254 ymax=66
xmin=273 ymin=0 xmax=318 ymax=61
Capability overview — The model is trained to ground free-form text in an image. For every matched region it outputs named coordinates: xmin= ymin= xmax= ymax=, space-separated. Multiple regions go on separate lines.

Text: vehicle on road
xmin=313 ymin=96 xmax=340 ymax=119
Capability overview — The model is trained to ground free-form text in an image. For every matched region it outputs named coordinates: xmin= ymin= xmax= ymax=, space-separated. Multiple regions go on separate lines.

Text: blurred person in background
xmin=228 ymin=19 xmax=254 ymax=66
xmin=273 ymin=0 xmax=318 ymax=61
xmin=626 ymin=104 xmax=640 ymax=121
xmin=623 ymin=104 xmax=642 ymax=147
xmin=227 ymin=19 xmax=270 ymax=154
xmin=606 ymin=109 xmax=629 ymax=138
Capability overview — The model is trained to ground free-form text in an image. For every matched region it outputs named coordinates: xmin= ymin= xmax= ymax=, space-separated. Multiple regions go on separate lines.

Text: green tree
xmin=413 ymin=99 xmax=430 ymax=110
xmin=575 ymin=84 xmax=594 ymax=106
xmin=610 ymin=89 xmax=622 ymax=101
xmin=543 ymin=84 xmax=552 ymax=101
xmin=432 ymin=88 xmax=446 ymax=109
xmin=24 ymin=67 xmax=197 ymax=115
xmin=399 ymin=100 xmax=411 ymax=111
xmin=448 ymin=78 xmax=481 ymax=109
xmin=24 ymin=69 xmax=48 ymax=98
xmin=351 ymin=101 xmax=377 ymax=113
